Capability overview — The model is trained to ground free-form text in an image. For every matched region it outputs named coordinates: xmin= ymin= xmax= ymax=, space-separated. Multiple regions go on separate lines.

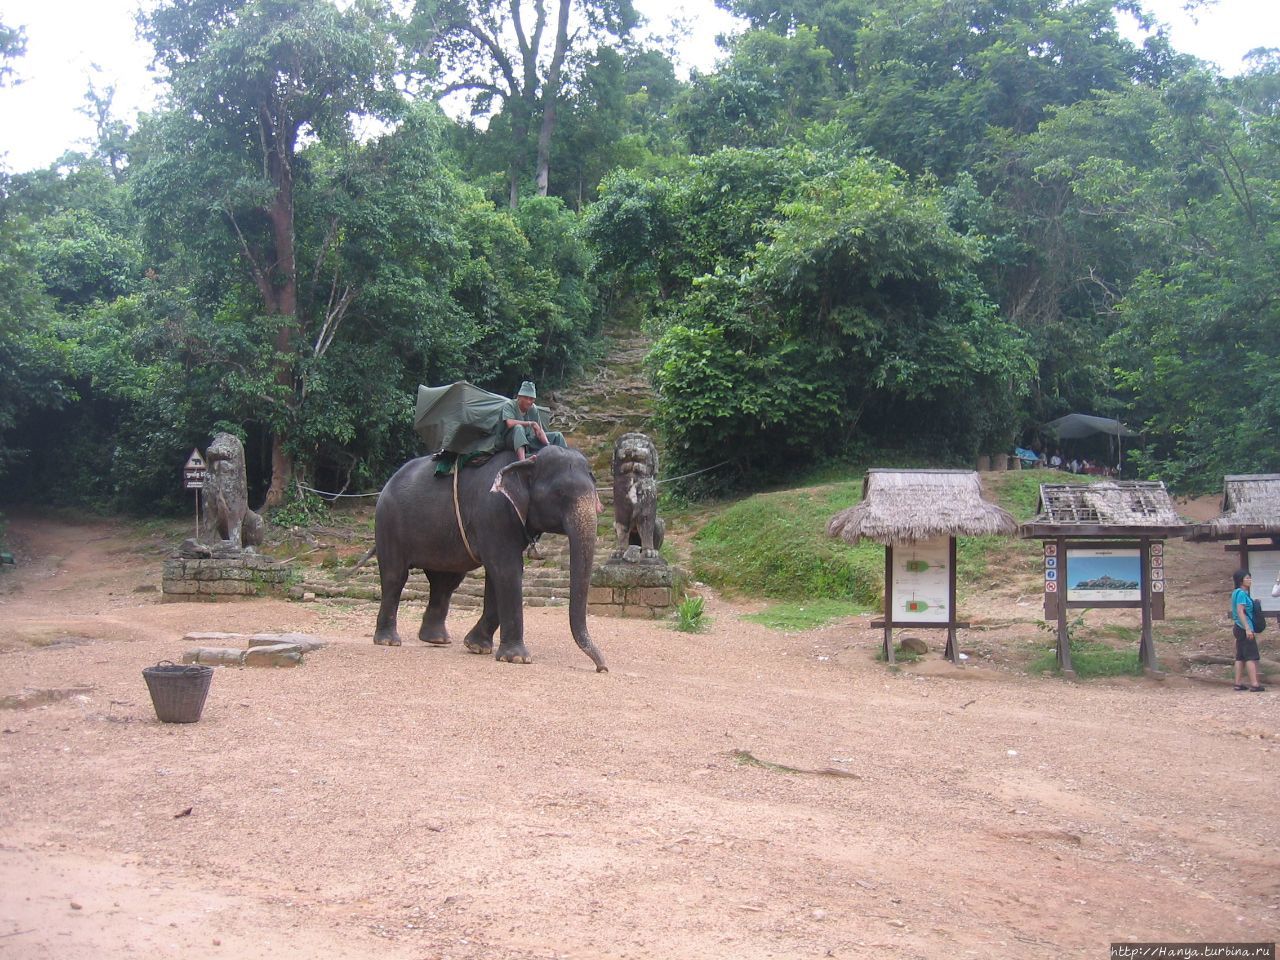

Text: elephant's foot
xmin=463 ymin=635 xmax=493 ymax=655
xmin=373 ymin=630 xmax=402 ymax=647
xmin=418 ymin=628 xmax=451 ymax=646
xmin=496 ymin=643 xmax=532 ymax=664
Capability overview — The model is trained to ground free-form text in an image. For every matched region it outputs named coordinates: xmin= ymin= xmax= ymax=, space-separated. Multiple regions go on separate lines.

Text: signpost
xmin=183 ymin=449 xmax=207 ymax=540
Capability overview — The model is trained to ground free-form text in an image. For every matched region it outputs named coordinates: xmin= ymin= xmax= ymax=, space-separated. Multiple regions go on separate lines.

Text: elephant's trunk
xmin=566 ymin=493 xmax=608 ymax=673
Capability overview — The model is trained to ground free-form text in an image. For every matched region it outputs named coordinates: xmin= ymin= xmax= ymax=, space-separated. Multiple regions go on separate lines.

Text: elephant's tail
xmin=339 ymin=545 xmax=376 ymax=579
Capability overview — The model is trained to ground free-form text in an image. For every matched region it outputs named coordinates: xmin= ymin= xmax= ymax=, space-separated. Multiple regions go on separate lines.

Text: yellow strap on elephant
xmin=452 ymin=463 xmax=480 ymax=564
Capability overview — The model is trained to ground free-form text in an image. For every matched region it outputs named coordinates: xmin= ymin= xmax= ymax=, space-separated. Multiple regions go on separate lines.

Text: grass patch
xmin=743 ymin=599 xmax=867 ymax=632
xmin=691 ymin=482 xmax=882 ymax=604
xmin=1029 ymin=639 xmax=1143 ymax=678
xmin=683 ymin=464 xmax=1106 ymax=609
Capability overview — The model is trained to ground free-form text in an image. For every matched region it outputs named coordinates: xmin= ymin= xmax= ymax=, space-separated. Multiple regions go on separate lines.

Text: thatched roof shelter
xmin=1186 ymin=474 xmax=1280 ymax=541
xmin=826 ymin=469 xmax=1018 ymax=546
xmin=1020 ymin=481 xmax=1185 ymax=538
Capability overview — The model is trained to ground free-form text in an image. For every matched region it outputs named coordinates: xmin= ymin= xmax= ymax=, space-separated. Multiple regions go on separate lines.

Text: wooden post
xmin=1139 ymin=538 xmax=1159 ymax=673
xmin=944 ymin=536 xmax=959 ymax=664
xmin=883 ymin=545 xmax=895 ymax=664
xmin=1056 ymin=537 xmax=1074 ymax=676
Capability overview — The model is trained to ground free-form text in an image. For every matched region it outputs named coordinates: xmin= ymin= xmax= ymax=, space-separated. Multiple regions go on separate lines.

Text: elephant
xmin=371 ymin=445 xmax=608 ymax=672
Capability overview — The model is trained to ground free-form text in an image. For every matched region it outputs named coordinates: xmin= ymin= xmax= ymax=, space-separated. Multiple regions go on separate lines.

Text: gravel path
xmin=1 ymin=511 xmax=1277 ymax=959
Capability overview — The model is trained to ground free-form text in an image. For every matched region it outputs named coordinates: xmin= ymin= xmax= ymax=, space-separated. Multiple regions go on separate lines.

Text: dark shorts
xmin=1234 ymin=624 xmax=1260 ymax=662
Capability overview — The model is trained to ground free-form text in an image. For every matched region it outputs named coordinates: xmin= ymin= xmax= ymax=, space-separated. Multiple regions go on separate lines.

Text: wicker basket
xmin=143 ymin=661 xmax=213 ymax=723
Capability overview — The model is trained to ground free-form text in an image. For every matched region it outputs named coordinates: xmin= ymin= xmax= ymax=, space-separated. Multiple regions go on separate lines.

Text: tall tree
xmin=139 ymin=0 xmax=400 ymax=505
xmin=412 ymin=0 xmax=637 ymax=206
xmin=1098 ymin=63 xmax=1280 ymax=487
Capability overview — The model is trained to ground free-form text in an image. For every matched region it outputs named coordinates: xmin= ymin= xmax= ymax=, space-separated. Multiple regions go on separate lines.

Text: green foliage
xmin=674 ymin=594 xmax=706 ymax=632
xmin=2 ymin=0 xmax=1275 ymax=512
xmin=590 ymin=145 xmax=1032 ymax=492
xmin=0 ymin=178 xmax=71 ymax=473
xmin=743 ymin=599 xmax=866 ymax=631
xmin=676 ymin=26 xmax=836 ymax=152
xmin=268 ymin=487 xmax=330 ymax=529
xmin=1095 ymin=65 xmax=1280 ymax=489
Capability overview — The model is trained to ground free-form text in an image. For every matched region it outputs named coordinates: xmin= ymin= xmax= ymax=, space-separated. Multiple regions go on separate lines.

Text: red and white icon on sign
xmin=1046 ymin=581 xmax=1058 ymax=592
xmin=1152 ymin=580 xmax=1164 ymax=592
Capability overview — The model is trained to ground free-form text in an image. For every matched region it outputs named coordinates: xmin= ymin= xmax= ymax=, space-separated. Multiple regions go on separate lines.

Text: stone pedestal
xmin=589 ymin=560 xmax=686 ymax=619
xmin=162 ymin=555 xmax=293 ymax=601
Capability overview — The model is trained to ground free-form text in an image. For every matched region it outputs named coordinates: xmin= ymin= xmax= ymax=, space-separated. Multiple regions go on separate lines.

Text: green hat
xmin=517 ymin=380 xmax=537 ymax=398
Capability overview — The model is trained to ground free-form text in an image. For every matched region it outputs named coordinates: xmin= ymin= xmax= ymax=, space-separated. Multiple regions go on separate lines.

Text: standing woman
xmin=1230 ymin=570 xmax=1265 ymax=692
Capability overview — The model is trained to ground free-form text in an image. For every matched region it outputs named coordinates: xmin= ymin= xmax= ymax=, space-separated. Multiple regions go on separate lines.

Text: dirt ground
xmin=1 ymin=506 xmax=1278 ymax=960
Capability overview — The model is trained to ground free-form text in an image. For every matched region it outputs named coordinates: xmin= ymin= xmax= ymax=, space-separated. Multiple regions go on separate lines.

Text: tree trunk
xmin=534 ymin=0 xmax=572 ymax=197
xmin=262 ymin=118 xmax=301 ymax=508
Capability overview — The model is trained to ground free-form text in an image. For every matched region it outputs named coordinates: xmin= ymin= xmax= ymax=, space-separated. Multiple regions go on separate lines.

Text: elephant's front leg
xmin=463 ymin=576 xmax=499 ymax=656
xmin=420 ymin=571 xmax=465 ymax=645
xmin=490 ymin=561 xmax=531 ymax=664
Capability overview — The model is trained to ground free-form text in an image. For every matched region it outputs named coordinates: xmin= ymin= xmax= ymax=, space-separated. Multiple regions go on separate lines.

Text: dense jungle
xmin=0 ymin=0 xmax=1278 ymax=521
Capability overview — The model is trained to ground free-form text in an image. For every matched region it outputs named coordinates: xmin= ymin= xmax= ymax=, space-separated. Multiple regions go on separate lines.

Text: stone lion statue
xmin=204 ymin=432 xmax=264 ymax=553
xmin=611 ymin=432 xmax=664 ymax=563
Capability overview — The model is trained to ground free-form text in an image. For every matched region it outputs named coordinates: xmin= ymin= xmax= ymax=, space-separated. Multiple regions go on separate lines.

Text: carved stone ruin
xmin=203 ymin=432 xmax=264 ymax=553
xmin=166 ymin=432 xmax=287 ymax=600
xmin=610 ymin=432 xmax=665 ymax=564
xmin=592 ymin=432 xmax=683 ymax=618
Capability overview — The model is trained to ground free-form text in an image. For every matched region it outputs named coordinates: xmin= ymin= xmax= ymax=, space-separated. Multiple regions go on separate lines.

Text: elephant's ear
xmin=492 ymin=457 xmax=537 ymax=525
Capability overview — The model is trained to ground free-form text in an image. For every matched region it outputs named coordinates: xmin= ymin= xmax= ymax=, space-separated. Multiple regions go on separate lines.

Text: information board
xmin=1249 ymin=549 xmax=1280 ymax=613
xmin=1065 ymin=547 xmax=1142 ymax=602
xmin=890 ymin=536 xmax=951 ymax=623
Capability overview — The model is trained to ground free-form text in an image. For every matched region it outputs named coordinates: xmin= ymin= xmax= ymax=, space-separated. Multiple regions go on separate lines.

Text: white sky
xmin=0 ymin=0 xmax=1276 ymax=174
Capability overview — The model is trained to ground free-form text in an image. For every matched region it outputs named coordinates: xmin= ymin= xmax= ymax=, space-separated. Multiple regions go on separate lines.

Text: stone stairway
xmin=543 ymin=326 xmax=655 ymax=478
xmin=299 ymin=534 xmax=575 ymax=609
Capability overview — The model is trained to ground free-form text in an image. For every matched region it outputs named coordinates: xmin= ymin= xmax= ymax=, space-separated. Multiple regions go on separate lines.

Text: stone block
xmin=637 ymin=587 xmax=673 ymax=607
xmin=247 ymin=633 xmax=326 ymax=652
xmin=243 ymin=644 xmax=303 ymax=668
xmin=588 ymin=603 xmax=619 ymax=617
xmin=588 ymin=586 xmax=616 ymax=604
xmin=163 ymin=580 xmax=199 ymax=595
xmin=185 ymin=647 xmax=246 ymax=666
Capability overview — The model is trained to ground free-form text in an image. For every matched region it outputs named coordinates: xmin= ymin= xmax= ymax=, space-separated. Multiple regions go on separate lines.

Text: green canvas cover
xmin=414 ymin=382 xmax=509 ymax=455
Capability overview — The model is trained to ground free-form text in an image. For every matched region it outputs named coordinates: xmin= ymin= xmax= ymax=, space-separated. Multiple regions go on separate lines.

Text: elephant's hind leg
xmin=420 ymin=571 xmax=465 ymax=645
xmin=373 ymin=561 xmax=409 ymax=646
xmin=463 ymin=577 xmax=499 ymax=655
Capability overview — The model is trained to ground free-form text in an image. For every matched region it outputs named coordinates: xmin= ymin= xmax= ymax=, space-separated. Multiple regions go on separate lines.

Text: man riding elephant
xmin=495 ymin=380 xmax=567 ymax=461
